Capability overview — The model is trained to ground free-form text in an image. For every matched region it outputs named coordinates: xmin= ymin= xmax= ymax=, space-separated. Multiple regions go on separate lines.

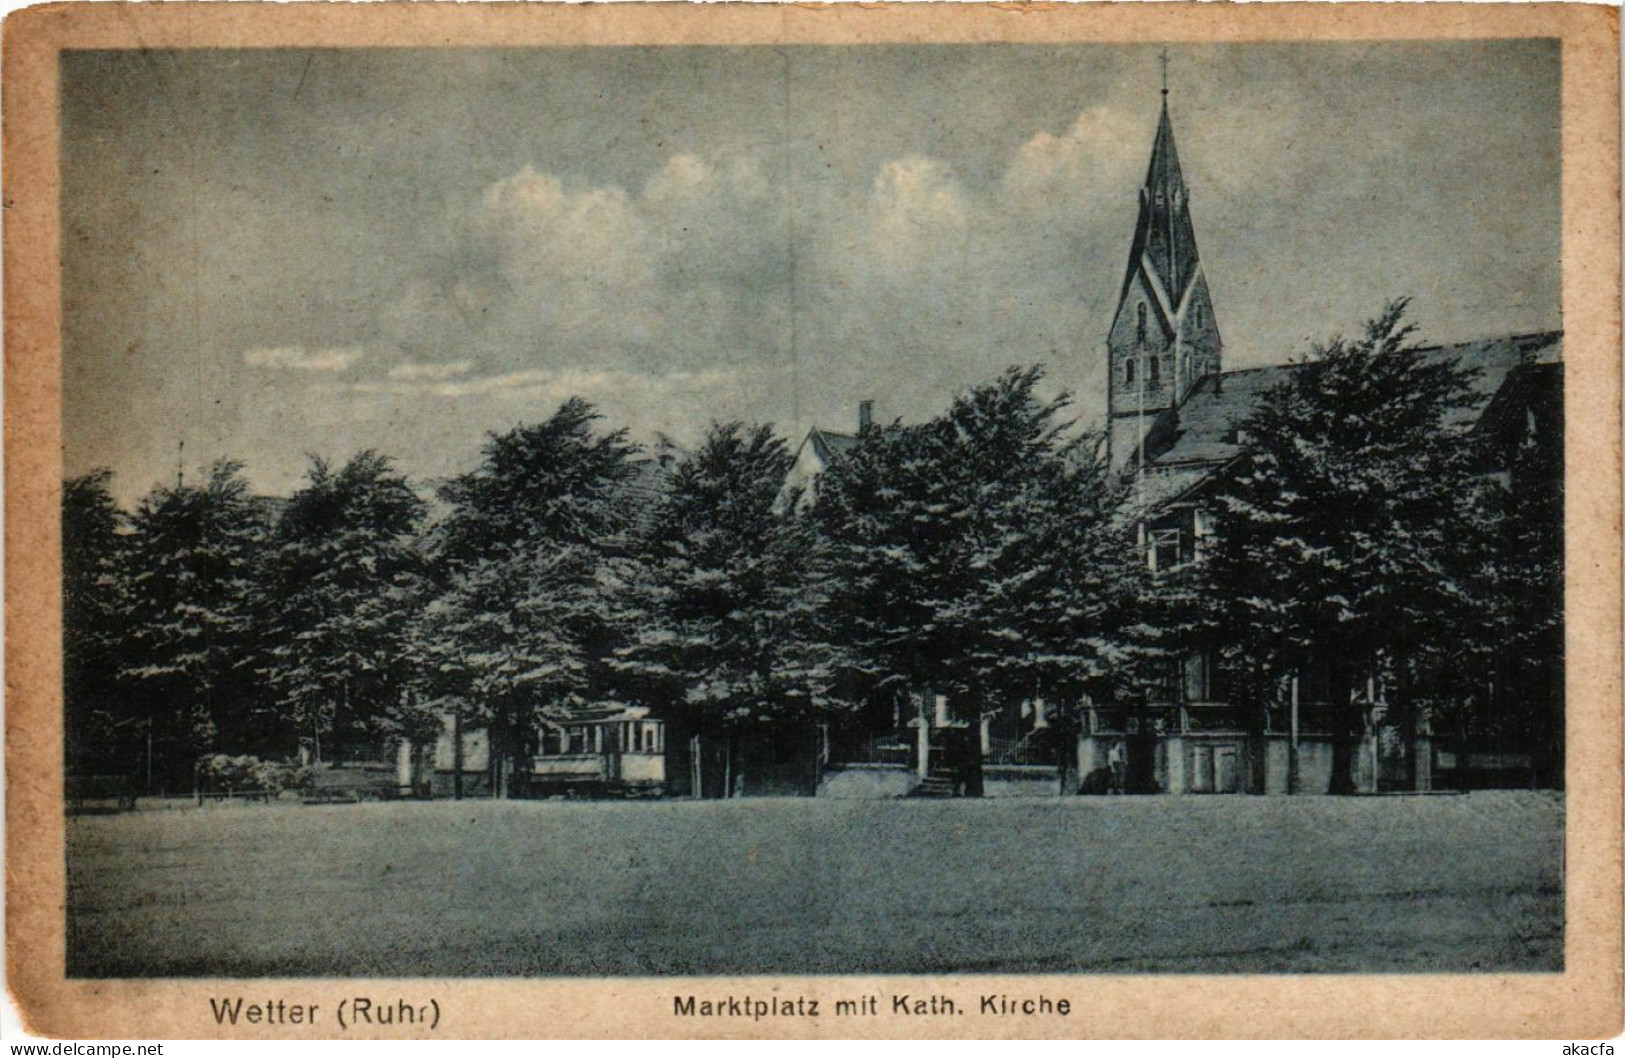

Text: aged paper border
xmin=5 ymin=2 xmax=1620 ymax=1040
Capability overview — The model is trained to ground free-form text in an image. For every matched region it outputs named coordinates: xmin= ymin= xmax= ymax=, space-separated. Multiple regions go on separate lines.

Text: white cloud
xmin=865 ymin=156 xmax=970 ymax=263
xmin=242 ymin=346 xmax=365 ymax=372
xmin=1001 ymin=105 xmax=1143 ymax=219
xmin=359 ymin=108 xmax=1148 ymax=440
xmin=336 ymin=365 xmax=749 ymax=403
xmin=375 ymin=148 xmax=796 ymax=383
xmin=388 ymin=359 xmax=473 ymax=381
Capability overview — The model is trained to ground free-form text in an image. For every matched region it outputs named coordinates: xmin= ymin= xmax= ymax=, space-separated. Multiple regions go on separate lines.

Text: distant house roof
xmin=808 ymin=427 xmax=859 ymax=463
xmin=775 ymin=426 xmax=863 ymax=513
xmin=1144 ymin=331 xmax=1563 ymax=471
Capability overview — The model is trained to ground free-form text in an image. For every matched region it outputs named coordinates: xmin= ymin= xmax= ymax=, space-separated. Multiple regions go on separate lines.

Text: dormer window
xmin=1137 ymin=303 xmax=1148 ymax=345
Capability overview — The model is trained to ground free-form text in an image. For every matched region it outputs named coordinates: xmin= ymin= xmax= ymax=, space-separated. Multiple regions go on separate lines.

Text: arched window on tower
xmin=1124 ymin=358 xmax=1136 ymax=386
xmin=1137 ymin=303 xmax=1147 ymax=345
xmin=1149 ymin=356 xmax=1161 ymax=383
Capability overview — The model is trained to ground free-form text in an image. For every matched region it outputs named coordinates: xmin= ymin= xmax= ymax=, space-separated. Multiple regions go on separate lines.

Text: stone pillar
xmin=1077 ymin=735 xmax=1099 ymax=781
xmin=1164 ymin=736 xmax=1187 ymax=794
xmin=396 ymin=739 xmax=414 ymax=795
xmin=1413 ymin=734 xmax=1433 ymax=792
xmin=915 ymin=719 xmax=931 ymax=780
xmin=1264 ymin=737 xmax=1291 ymax=795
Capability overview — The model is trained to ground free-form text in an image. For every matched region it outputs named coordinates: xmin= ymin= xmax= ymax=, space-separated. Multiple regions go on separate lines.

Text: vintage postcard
xmin=5 ymin=2 xmax=1620 ymax=1041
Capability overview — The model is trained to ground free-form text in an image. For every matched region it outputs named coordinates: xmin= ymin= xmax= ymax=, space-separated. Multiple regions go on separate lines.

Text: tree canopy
xmin=1204 ymin=300 xmax=1497 ymax=789
xmin=415 ymin=397 xmax=641 ymax=794
xmin=261 ymin=451 xmax=432 ymax=761
xmin=809 ymin=365 xmax=1134 ymax=722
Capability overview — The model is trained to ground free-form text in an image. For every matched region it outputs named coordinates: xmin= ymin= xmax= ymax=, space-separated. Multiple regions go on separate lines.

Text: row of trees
xmin=1174 ymin=301 xmax=1563 ymax=788
xmin=64 ymin=302 xmax=1562 ymax=793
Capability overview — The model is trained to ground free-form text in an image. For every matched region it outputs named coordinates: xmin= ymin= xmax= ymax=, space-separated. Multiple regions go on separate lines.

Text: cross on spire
xmin=1159 ymin=47 xmax=1170 ymax=97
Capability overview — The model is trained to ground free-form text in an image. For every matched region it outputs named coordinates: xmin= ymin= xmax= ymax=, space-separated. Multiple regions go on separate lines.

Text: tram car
xmin=529 ymin=707 xmax=671 ymax=798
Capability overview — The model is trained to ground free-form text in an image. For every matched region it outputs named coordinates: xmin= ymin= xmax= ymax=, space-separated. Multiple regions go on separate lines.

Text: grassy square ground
xmin=66 ymin=791 xmax=1562 ymax=976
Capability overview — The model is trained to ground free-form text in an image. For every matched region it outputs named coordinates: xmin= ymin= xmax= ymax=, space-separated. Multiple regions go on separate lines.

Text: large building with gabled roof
xmin=762 ymin=72 xmax=1562 ymax=799
xmin=1095 ymin=80 xmax=1563 ymax=796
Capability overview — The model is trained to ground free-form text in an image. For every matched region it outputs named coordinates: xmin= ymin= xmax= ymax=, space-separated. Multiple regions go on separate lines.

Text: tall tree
xmin=1418 ymin=412 xmax=1564 ymax=786
xmin=121 ymin=460 xmax=271 ymax=790
xmin=809 ymin=366 xmax=1134 ymax=792
xmin=616 ymin=422 xmax=826 ymax=796
xmin=419 ymin=397 xmax=639 ymax=796
xmin=261 ymin=451 xmax=432 ymax=763
xmin=1205 ymin=300 xmax=1486 ymax=792
xmin=62 ymin=469 xmax=131 ymax=777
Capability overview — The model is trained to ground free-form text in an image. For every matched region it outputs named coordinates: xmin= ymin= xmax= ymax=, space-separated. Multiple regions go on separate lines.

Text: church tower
xmin=1106 ymin=64 xmax=1222 ymax=470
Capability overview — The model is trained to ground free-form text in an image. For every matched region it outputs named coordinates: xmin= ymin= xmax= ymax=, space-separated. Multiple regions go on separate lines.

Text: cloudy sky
xmin=62 ymin=41 xmax=1560 ymax=504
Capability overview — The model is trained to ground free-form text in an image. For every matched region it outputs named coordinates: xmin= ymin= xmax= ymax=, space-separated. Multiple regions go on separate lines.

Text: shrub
xmin=200 ymin=754 xmax=312 ymax=794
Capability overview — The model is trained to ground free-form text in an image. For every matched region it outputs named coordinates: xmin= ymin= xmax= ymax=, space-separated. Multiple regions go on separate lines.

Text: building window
xmin=1148 ymin=528 xmax=1181 ymax=571
xmin=1192 ymin=508 xmax=1215 ymax=562
xmin=1124 ymin=358 xmax=1136 ymax=385
xmin=1152 ymin=657 xmax=1181 ymax=701
xmin=1183 ymin=651 xmax=1210 ymax=702
xmin=1149 ymin=355 xmax=1161 ymax=383
xmin=1137 ymin=303 xmax=1147 ymax=344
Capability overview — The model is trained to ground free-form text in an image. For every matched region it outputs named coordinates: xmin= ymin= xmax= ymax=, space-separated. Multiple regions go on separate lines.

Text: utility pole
xmin=1288 ymin=675 xmax=1301 ymax=794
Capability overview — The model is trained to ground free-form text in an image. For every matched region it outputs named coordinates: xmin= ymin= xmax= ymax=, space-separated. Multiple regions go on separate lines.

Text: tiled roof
xmin=1147 ymin=331 xmax=1563 ymax=470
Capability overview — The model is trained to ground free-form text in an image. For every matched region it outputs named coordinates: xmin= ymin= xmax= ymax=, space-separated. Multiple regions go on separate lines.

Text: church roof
xmin=1146 ymin=331 xmax=1564 ymax=470
xmin=1118 ymin=98 xmax=1203 ymax=320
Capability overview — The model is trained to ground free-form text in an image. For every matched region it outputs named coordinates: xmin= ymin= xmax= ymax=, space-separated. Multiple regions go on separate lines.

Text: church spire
xmin=1135 ymin=69 xmax=1199 ymax=310
xmin=1104 ymin=54 xmax=1223 ymax=470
